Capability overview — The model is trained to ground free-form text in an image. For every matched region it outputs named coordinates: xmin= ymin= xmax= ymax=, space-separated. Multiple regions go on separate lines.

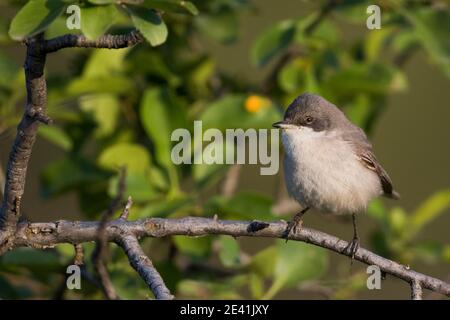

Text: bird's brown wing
xmin=342 ymin=127 xmax=400 ymax=199
xmin=357 ymin=149 xmax=399 ymax=199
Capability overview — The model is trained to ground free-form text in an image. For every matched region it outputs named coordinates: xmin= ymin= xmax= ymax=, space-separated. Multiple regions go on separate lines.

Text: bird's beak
xmin=272 ymin=121 xmax=295 ymax=129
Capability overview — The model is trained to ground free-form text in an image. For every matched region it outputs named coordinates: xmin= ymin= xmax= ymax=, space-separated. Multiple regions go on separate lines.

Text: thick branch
xmin=10 ymin=217 xmax=450 ymax=297
xmin=44 ymin=31 xmax=143 ymax=53
xmin=117 ymin=233 xmax=173 ymax=300
xmin=0 ymin=34 xmax=49 ymax=250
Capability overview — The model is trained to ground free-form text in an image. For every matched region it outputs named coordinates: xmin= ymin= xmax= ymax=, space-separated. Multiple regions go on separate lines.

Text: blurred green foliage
xmin=0 ymin=0 xmax=449 ymax=299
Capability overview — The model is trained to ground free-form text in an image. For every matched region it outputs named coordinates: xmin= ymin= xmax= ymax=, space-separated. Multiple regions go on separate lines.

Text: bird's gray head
xmin=273 ymin=93 xmax=346 ymax=132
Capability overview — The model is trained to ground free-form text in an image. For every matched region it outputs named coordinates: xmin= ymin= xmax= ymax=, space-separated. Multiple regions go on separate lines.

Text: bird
xmin=273 ymin=93 xmax=399 ymax=259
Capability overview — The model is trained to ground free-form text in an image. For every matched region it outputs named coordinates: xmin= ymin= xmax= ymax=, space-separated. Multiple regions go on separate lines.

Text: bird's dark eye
xmin=305 ymin=116 xmax=313 ymax=124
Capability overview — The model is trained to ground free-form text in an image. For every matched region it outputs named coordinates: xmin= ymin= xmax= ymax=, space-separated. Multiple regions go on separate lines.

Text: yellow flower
xmin=245 ymin=95 xmax=265 ymax=113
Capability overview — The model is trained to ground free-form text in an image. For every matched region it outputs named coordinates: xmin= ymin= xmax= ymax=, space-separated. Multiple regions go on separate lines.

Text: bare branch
xmin=91 ymin=169 xmax=127 ymax=300
xmin=0 ymin=34 xmax=50 ymax=252
xmin=117 ymin=233 xmax=174 ymax=300
xmin=221 ymin=164 xmax=241 ymax=198
xmin=0 ymin=161 xmax=5 ymax=196
xmin=120 ymin=196 xmax=133 ymax=220
xmin=45 ymin=31 xmax=143 ymax=53
xmin=411 ymin=280 xmax=423 ymax=300
xmin=11 ymin=217 xmax=450 ymax=298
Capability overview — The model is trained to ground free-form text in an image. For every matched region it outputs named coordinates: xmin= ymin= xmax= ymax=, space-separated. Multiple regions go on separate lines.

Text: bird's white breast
xmin=282 ymin=127 xmax=381 ymax=214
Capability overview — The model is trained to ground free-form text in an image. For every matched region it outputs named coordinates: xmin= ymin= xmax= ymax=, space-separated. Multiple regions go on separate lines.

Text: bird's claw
xmin=282 ymin=219 xmax=303 ymax=243
xmin=344 ymin=236 xmax=360 ymax=264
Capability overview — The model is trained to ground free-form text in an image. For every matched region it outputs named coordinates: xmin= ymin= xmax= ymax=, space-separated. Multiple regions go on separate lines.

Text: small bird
xmin=273 ymin=93 xmax=399 ymax=259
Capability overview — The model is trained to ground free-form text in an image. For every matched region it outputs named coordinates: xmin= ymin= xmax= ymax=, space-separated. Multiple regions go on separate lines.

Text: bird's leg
xmin=282 ymin=207 xmax=309 ymax=242
xmin=344 ymin=213 xmax=360 ymax=263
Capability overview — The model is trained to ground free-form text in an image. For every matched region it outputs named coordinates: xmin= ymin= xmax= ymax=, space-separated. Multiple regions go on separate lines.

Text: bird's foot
xmin=282 ymin=218 xmax=303 ymax=243
xmin=344 ymin=236 xmax=360 ymax=264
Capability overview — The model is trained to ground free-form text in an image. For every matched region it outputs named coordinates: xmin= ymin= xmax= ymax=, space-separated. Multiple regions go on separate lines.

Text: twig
xmin=91 ymin=169 xmax=127 ymax=300
xmin=44 ymin=31 xmax=143 ymax=53
xmin=74 ymin=243 xmax=84 ymax=266
xmin=0 ymin=161 xmax=5 ymax=196
xmin=117 ymin=233 xmax=174 ymax=300
xmin=221 ymin=164 xmax=241 ymax=198
xmin=303 ymin=0 xmax=337 ymax=35
xmin=261 ymin=0 xmax=335 ymax=94
xmin=120 ymin=196 xmax=133 ymax=220
xmin=411 ymin=280 xmax=423 ymax=300
xmin=10 ymin=217 xmax=450 ymax=298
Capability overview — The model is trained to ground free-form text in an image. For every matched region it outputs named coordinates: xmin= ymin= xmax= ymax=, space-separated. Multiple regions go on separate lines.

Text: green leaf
xmin=98 ymin=143 xmax=151 ymax=173
xmin=278 ymin=57 xmax=309 ymax=93
xmin=389 ymin=207 xmax=408 ymax=236
xmin=0 ymin=52 xmax=19 ymax=87
xmin=249 ymin=245 xmax=277 ymax=278
xmin=251 ymin=20 xmax=296 ymax=67
xmin=324 ymin=64 xmax=406 ymax=99
xmin=66 ymin=76 xmax=134 ymax=96
xmin=81 ymin=4 xmax=119 ymax=40
xmin=9 ymin=0 xmax=66 ymax=40
xmin=345 ymin=94 xmax=372 ymax=127
xmin=173 ymin=236 xmax=211 ymax=258
xmin=409 ymin=189 xmax=450 ymax=238
xmin=195 ymin=10 xmax=238 ymax=44
xmin=218 ymin=236 xmax=241 ymax=268
xmin=249 ymin=273 xmax=264 ymax=299
xmin=143 ymin=0 xmax=198 ymax=15
xmin=45 ymin=15 xmax=81 ymax=39
xmin=364 ymin=27 xmax=394 ymax=63
xmin=140 ymin=87 xmax=186 ymax=187
xmin=401 ymin=8 xmax=450 ymax=77
xmin=83 ymin=48 xmax=129 ymax=78
xmin=128 ymin=6 xmax=168 ymax=46
xmin=136 ymin=196 xmax=192 ymax=218
xmin=200 ymin=94 xmax=281 ymax=131
xmin=216 ymin=192 xmax=274 ymax=220
xmin=108 ymin=172 xmax=157 ymax=202
xmin=192 ymin=138 xmax=233 ymax=187
xmin=1 ymin=248 xmax=61 ymax=272
xmin=264 ymin=241 xmax=328 ymax=299
xmin=367 ymin=198 xmax=387 ymax=223
xmin=333 ymin=0 xmax=370 ymax=24
xmin=38 ymin=125 xmax=73 ymax=151
xmin=41 ymin=158 xmax=109 ymax=196
xmin=80 ymin=94 xmax=120 ymax=137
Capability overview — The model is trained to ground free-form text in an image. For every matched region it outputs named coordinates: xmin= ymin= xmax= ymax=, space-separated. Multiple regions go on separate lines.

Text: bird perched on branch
xmin=273 ymin=93 xmax=399 ymax=259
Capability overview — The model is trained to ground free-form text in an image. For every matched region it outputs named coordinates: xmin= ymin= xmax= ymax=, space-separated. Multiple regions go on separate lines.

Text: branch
xmin=0 ymin=34 xmax=49 ymax=252
xmin=411 ymin=280 xmax=423 ymax=300
xmin=117 ymin=233 xmax=174 ymax=300
xmin=91 ymin=169 xmax=127 ymax=300
xmin=44 ymin=31 xmax=143 ymax=53
xmin=221 ymin=164 xmax=241 ymax=198
xmin=10 ymin=217 xmax=450 ymax=297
